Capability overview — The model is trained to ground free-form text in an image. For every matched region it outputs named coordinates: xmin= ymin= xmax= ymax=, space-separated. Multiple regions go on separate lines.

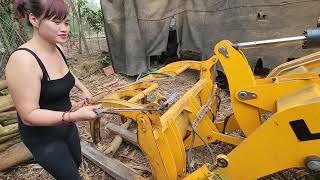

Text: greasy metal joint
xmin=218 ymin=46 xmax=229 ymax=58
xmin=216 ymin=158 xmax=228 ymax=168
xmin=238 ymin=91 xmax=257 ymax=100
xmin=305 ymin=156 xmax=320 ymax=171
xmin=137 ymin=117 xmax=147 ymax=133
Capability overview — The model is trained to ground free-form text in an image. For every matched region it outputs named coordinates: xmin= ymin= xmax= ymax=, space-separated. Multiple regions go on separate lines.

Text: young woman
xmin=5 ymin=0 xmax=100 ymax=179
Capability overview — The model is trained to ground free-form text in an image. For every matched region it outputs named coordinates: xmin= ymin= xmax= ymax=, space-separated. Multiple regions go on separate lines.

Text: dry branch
xmin=81 ymin=142 xmax=145 ymax=180
xmin=104 ymin=120 xmax=132 ymax=155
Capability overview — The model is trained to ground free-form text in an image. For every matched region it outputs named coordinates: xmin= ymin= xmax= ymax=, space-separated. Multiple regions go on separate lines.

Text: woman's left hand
xmin=82 ymin=90 xmax=93 ymax=105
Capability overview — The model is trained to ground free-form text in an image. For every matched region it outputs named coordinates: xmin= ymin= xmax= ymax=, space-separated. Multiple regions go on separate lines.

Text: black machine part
xmin=303 ymin=28 xmax=320 ymax=49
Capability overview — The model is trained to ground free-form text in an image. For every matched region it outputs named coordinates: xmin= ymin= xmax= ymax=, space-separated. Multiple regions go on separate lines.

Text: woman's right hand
xmin=71 ymin=104 xmax=102 ymax=122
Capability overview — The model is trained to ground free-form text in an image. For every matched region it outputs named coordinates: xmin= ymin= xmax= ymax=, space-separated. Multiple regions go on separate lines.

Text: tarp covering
xmin=101 ymin=0 xmax=320 ymax=75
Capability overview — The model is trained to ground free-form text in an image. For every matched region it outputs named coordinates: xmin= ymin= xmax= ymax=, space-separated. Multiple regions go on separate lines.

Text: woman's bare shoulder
xmin=6 ymin=45 xmax=42 ymax=79
xmin=8 ymin=48 xmax=38 ymax=68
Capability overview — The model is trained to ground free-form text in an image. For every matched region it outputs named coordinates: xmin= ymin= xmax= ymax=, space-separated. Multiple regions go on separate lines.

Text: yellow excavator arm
xmin=90 ymin=28 xmax=320 ymax=179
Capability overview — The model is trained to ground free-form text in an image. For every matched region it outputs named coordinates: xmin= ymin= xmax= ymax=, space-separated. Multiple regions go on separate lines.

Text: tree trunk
xmin=69 ymin=0 xmax=89 ymax=54
xmin=78 ymin=1 xmax=89 ymax=55
xmin=68 ymin=32 xmax=72 ymax=50
xmin=0 ymin=95 xmax=15 ymax=113
xmin=0 ymin=80 xmax=7 ymax=90
xmin=97 ymin=32 xmax=101 ymax=52
xmin=0 ymin=142 xmax=32 ymax=171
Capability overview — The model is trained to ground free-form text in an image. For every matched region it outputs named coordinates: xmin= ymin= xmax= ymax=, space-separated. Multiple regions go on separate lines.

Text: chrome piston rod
xmin=233 ymin=36 xmax=306 ymax=50
xmin=233 ymin=28 xmax=320 ymax=50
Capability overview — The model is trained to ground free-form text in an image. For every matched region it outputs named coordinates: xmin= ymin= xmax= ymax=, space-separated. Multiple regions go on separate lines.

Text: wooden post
xmin=81 ymin=142 xmax=145 ymax=180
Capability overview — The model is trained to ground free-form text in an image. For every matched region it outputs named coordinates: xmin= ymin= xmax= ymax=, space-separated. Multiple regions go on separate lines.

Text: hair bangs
xmin=44 ymin=0 xmax=69 ymax=21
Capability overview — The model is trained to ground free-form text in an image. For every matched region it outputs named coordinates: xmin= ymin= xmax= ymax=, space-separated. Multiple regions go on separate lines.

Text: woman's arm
xmin=56 ymin=44 xmax=93 ymax=103
xmin=71 ymin=71 xmax=93 ymax=104
xmin=5 ymin=51 xmax=98 ymax=126
xmin=71 ymin=71 xmax=90 ymax=93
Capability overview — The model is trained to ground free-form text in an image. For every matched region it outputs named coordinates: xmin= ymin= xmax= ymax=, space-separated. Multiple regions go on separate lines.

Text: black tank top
xmin=14 ymin=46 xmax=75 ymax=137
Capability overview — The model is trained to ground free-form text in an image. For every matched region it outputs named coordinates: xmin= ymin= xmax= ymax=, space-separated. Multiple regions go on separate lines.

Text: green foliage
xmin=66 ymin=0 xmax=104 ymax=36
xmin=83 ymin=8 xmax=104 ymax=33
xmin=99 ymin=56 xmax=110 ymax=67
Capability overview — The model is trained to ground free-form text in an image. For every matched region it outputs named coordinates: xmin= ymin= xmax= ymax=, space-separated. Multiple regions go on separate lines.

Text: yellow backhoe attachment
xmin=90 ymin=28 xmax=320 ymax=179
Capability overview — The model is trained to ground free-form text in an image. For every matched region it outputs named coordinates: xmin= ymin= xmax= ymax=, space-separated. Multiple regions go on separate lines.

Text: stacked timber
xmin=0 ymin=80 xmax=32 ymax=172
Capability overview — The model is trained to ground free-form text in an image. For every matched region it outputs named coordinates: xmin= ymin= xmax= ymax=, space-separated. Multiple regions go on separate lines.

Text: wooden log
xmin=1 ymin=119 xmax=17 ymax=126
xmin=0 ymin=142 xmax=32 ymax=171
xmin=0 ymin=137 xmax=21 ymax=152
xmin=0 ymin=133 xmax=19 ymax=143
xmin=81 ymin=142 xmax=145 ymax=180
xmin=0 ymin=124 xmax=18 ymax=137
xmin=104 ymin=120 xmax=132 ymax=155
xmin=0 ymin=80 xmax=7 ymax=91
xmin=0 ymin=111 xmax=17 ymax=122
xmin=0 ymin=95 xmax=15 ymax=113
xmin=106 ymin=123 xmax=138 ymax=147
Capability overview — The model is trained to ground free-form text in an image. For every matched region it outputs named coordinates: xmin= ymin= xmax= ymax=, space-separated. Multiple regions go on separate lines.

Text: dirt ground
xmin=0 ymin=41 xmax=316 ymax=180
